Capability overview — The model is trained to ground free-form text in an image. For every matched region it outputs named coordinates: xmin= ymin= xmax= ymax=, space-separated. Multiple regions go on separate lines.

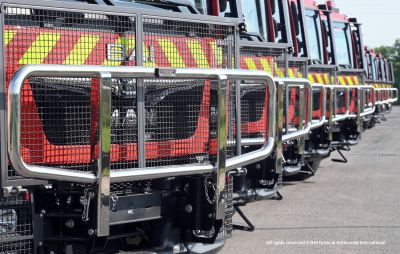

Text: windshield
xmin=305 ymin=9 xmax=323 ymax=63
xmin=187 ymin=0 xmax=207 ymax=14
xmin=333 ymin=22 xmax=353 ymax=67
xmin=242 ymin=0 xmax=268 ymax=40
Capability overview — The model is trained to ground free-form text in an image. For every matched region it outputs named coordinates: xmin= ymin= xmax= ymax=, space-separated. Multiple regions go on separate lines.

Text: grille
xmin=336 ymin=89 xmax=347 ymax=114
xmin=287 ymin=60 xmax=307 ymax=78
xmin=283 ymin=86 xmax=301 ymax=129
xmin=238 ymin=46 xmax=283 ymax=150
xmin=4 ymin=8 xmax=237 ymax=176
xmin=4 ymin=7 xmax=136 ymax=176
xmin=0 ymin=240 xmax=33 ymax=254
xmin=144 ymin=79 xmax=209 ymax=167
xmin=0 ymin=194 xmax=33 ymax=254
xmin=240 ymin=84 xmax=267 ymax=139
xmin=217 ymin=174 xmax=233 ymax=239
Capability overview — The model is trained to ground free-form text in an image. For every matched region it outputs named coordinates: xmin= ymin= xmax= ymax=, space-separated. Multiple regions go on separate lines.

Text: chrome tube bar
xmin=8 ymin=65 xmax=276 ymax=183
xmin=216 ymin=75 xmax=227 ymax=220
xmin=325 ymin=85 xmax=350 ymax=122
xmin=277 ymin=78 xmax=313 ymax=143
xmin=97 ymin=72 xmax=112 ymax=237
xmin=359 ymin=85 xmax=376 ymax=117
xmin=310 ymin=84 xmax=327 ymax=129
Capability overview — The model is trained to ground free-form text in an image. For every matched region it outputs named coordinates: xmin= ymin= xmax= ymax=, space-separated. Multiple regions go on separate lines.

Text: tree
xmin=375 ymin=39 xmax=400 ymax=104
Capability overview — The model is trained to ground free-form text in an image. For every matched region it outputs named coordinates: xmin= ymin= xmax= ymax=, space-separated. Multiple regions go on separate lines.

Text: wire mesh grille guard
xmin=4 ymin=7 xmax=136 ymax=176
xmin=4 ymin=7 xmax=238 ymax=176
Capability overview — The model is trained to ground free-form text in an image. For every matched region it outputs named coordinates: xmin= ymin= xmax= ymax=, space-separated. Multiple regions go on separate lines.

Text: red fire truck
xmin=0 ymin=0 xmax=397 ymax=253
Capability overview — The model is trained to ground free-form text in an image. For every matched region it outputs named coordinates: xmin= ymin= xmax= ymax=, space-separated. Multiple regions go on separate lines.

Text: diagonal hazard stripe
xmin=19 ymin=32 xmax=61 ymax=64
xmin=4 ymin=30 xmax=17 ymax=46
xmin=316 ymin=74 xmax=324 ymax=84
xmin=210 ymin=41 xmax=223 ymax=67
xmin=275 ymin=63 xmax=285 ymax=78
xmin=158 ymin=38 xmax=185 ymax=68
xmin=187 ymin=39 xmax=210 ymax=68
xmin=244 ymin=58 xmax=257 ymax=70
xmin=308 ymin=74 xmax=315 ymax=83
xmin=346 ymin=76 xmax=354 ymax=86
xmin=288 ymin=68 xmax=295 ymax=78
xmin=103 ymin=37 xmax=136 ymax=66
xmin=260 ymin=58 xmax=272 ymax=74
xmin=64 ymin=35 xmax=100 ymax=65
xmin=338 ymin=76 xmax=346 ymax=85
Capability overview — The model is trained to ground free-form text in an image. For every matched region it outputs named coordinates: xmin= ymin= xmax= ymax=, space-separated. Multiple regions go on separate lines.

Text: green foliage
xmin=375 ymin=39 xmax=400 ymax=104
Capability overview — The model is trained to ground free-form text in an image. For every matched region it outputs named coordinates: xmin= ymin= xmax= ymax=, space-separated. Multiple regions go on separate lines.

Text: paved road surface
xmin=219 ymin=107 xmax=400 ymax=254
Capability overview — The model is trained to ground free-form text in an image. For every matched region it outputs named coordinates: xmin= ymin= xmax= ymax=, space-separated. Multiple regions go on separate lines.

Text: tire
xmin=285 ymin=159 xmax=321 ymax=181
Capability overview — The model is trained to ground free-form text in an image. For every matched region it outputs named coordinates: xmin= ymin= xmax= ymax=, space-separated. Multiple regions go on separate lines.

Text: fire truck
xmin=0 ymin=0 xmax=397 ymax=254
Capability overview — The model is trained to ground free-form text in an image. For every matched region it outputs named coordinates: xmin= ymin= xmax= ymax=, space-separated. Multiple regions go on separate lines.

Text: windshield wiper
xmin=132 ymin=0 xmax=200 ymax=14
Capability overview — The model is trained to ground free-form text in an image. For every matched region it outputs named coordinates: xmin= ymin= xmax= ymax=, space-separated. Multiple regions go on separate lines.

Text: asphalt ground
xmin=219 ymin=106 xmax=400 ymax=254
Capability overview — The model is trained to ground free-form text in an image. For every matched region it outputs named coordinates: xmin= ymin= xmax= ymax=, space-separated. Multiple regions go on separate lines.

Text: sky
xmin=334 ymin=0 xmax=400 ymax=48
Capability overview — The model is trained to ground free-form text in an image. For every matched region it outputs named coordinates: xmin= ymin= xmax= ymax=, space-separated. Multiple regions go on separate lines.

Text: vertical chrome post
xmin=298 ymin=86 xmax=305 ymax=159
xmin=356 ymin=88 xmax=362 ymax=135
xmin=96 ymin=72 xmax=112 ymax=237
xmin=235 ymin=81 xmax=242 ymax=155
xmin=216 ymin=75 xmax=228 ymax=220
xmin=275 ymin=82 xmax=284 ymax=185
xmin=328 ymin=87 xmax=334 ymax=142
xmin=285 ymin=84 xmax=289 ymax=134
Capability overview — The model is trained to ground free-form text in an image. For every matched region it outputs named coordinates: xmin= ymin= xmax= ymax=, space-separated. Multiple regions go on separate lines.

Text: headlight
xmin=0 ymin=209 xmax=17 ymax=235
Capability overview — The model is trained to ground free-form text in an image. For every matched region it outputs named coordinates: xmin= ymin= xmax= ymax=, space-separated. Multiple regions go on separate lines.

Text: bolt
xmin=255 ymin=163 xmax=261 ymax=170
xmin=88 ymin=228 xmax=95 ymax=236
xmin=184 ymin=183 xmax=190 ymax=193
xmin=65 ymin=219 xmax=75 ymax=229
xmin=208 ymin=213 xmax=214 ymax=218
xmin=38 ymin=242 xmax=43 ymax=247
xmin=49 ymin=251 xmax=55 ymax=254
xmin=185 ymin=204 xmax=193 ymax=213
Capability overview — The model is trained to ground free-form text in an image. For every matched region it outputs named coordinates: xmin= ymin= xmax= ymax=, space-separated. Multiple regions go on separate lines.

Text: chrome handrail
xmin=310 ymin=84 xmax=327 ymax=129
xmin=325 ymin=85 xmax=350 ymax=122
xmin=8 ymin=64 xmax=277 ymax=235
xmin=359 ymin=85 xmax=376 ymax=117
xmin=8 ymin=65 xmax=276 ymax=182
xmin=276 ymin=78 xmax=313 ymax=143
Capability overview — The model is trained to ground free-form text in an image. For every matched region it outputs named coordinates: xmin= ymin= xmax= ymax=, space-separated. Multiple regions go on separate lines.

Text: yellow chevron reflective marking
xmin=353 ymin=77 xmax=359 ymax=85
xmin=308 ymin=74 xmax=315 ymax=83
xmin=4 ymin=30 xmax=17 ymax=46
xmin=143 ymin=43 xmax=156 ymax=67
xmin=260 ymin=58 xmax=272 ymax=74
xmin=288 ymin=68 xmax=295 ymax=78
xmin=19 ymin=32 xmax=60 ymax=65
xmin=324 ymin=74 xmax=330 ymax=84
xmin=244 ymin=58 xmax=257 ymax=70
xmin=338 ymin=76 xmax=346 ymax=85
xmin=210 ymin=41 xmax=223 ymax=67
xmin=346 ymin=77 xmax=354 ymax=86
xmin=275 ymin=63 xmax=285 ymax=78
xmin=316 ymin=74 xmax=324 ymax=84
xmin=103 ymin=37 xmax=136 ymax=66
xmin=64 ymin=35 xmax=99 ymax=65
xmin=187 ymin=39 xmax=210 ymax=68
xmin=158 ymin=38 xmax=185 ymax=68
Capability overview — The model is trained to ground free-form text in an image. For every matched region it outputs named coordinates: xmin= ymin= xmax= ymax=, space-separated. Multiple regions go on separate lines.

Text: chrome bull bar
xmin=310 ymin=84 xmax=327 ymax=129
xmin=8 ymin=64 xmax=276 ymax=236
xmin=276 ymin=78 xmax=313 ymax=143
xmin=325 ymin=85 xmax=350 ymax=123
xmin=359 ymin=85 xmax=376 ymax=117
